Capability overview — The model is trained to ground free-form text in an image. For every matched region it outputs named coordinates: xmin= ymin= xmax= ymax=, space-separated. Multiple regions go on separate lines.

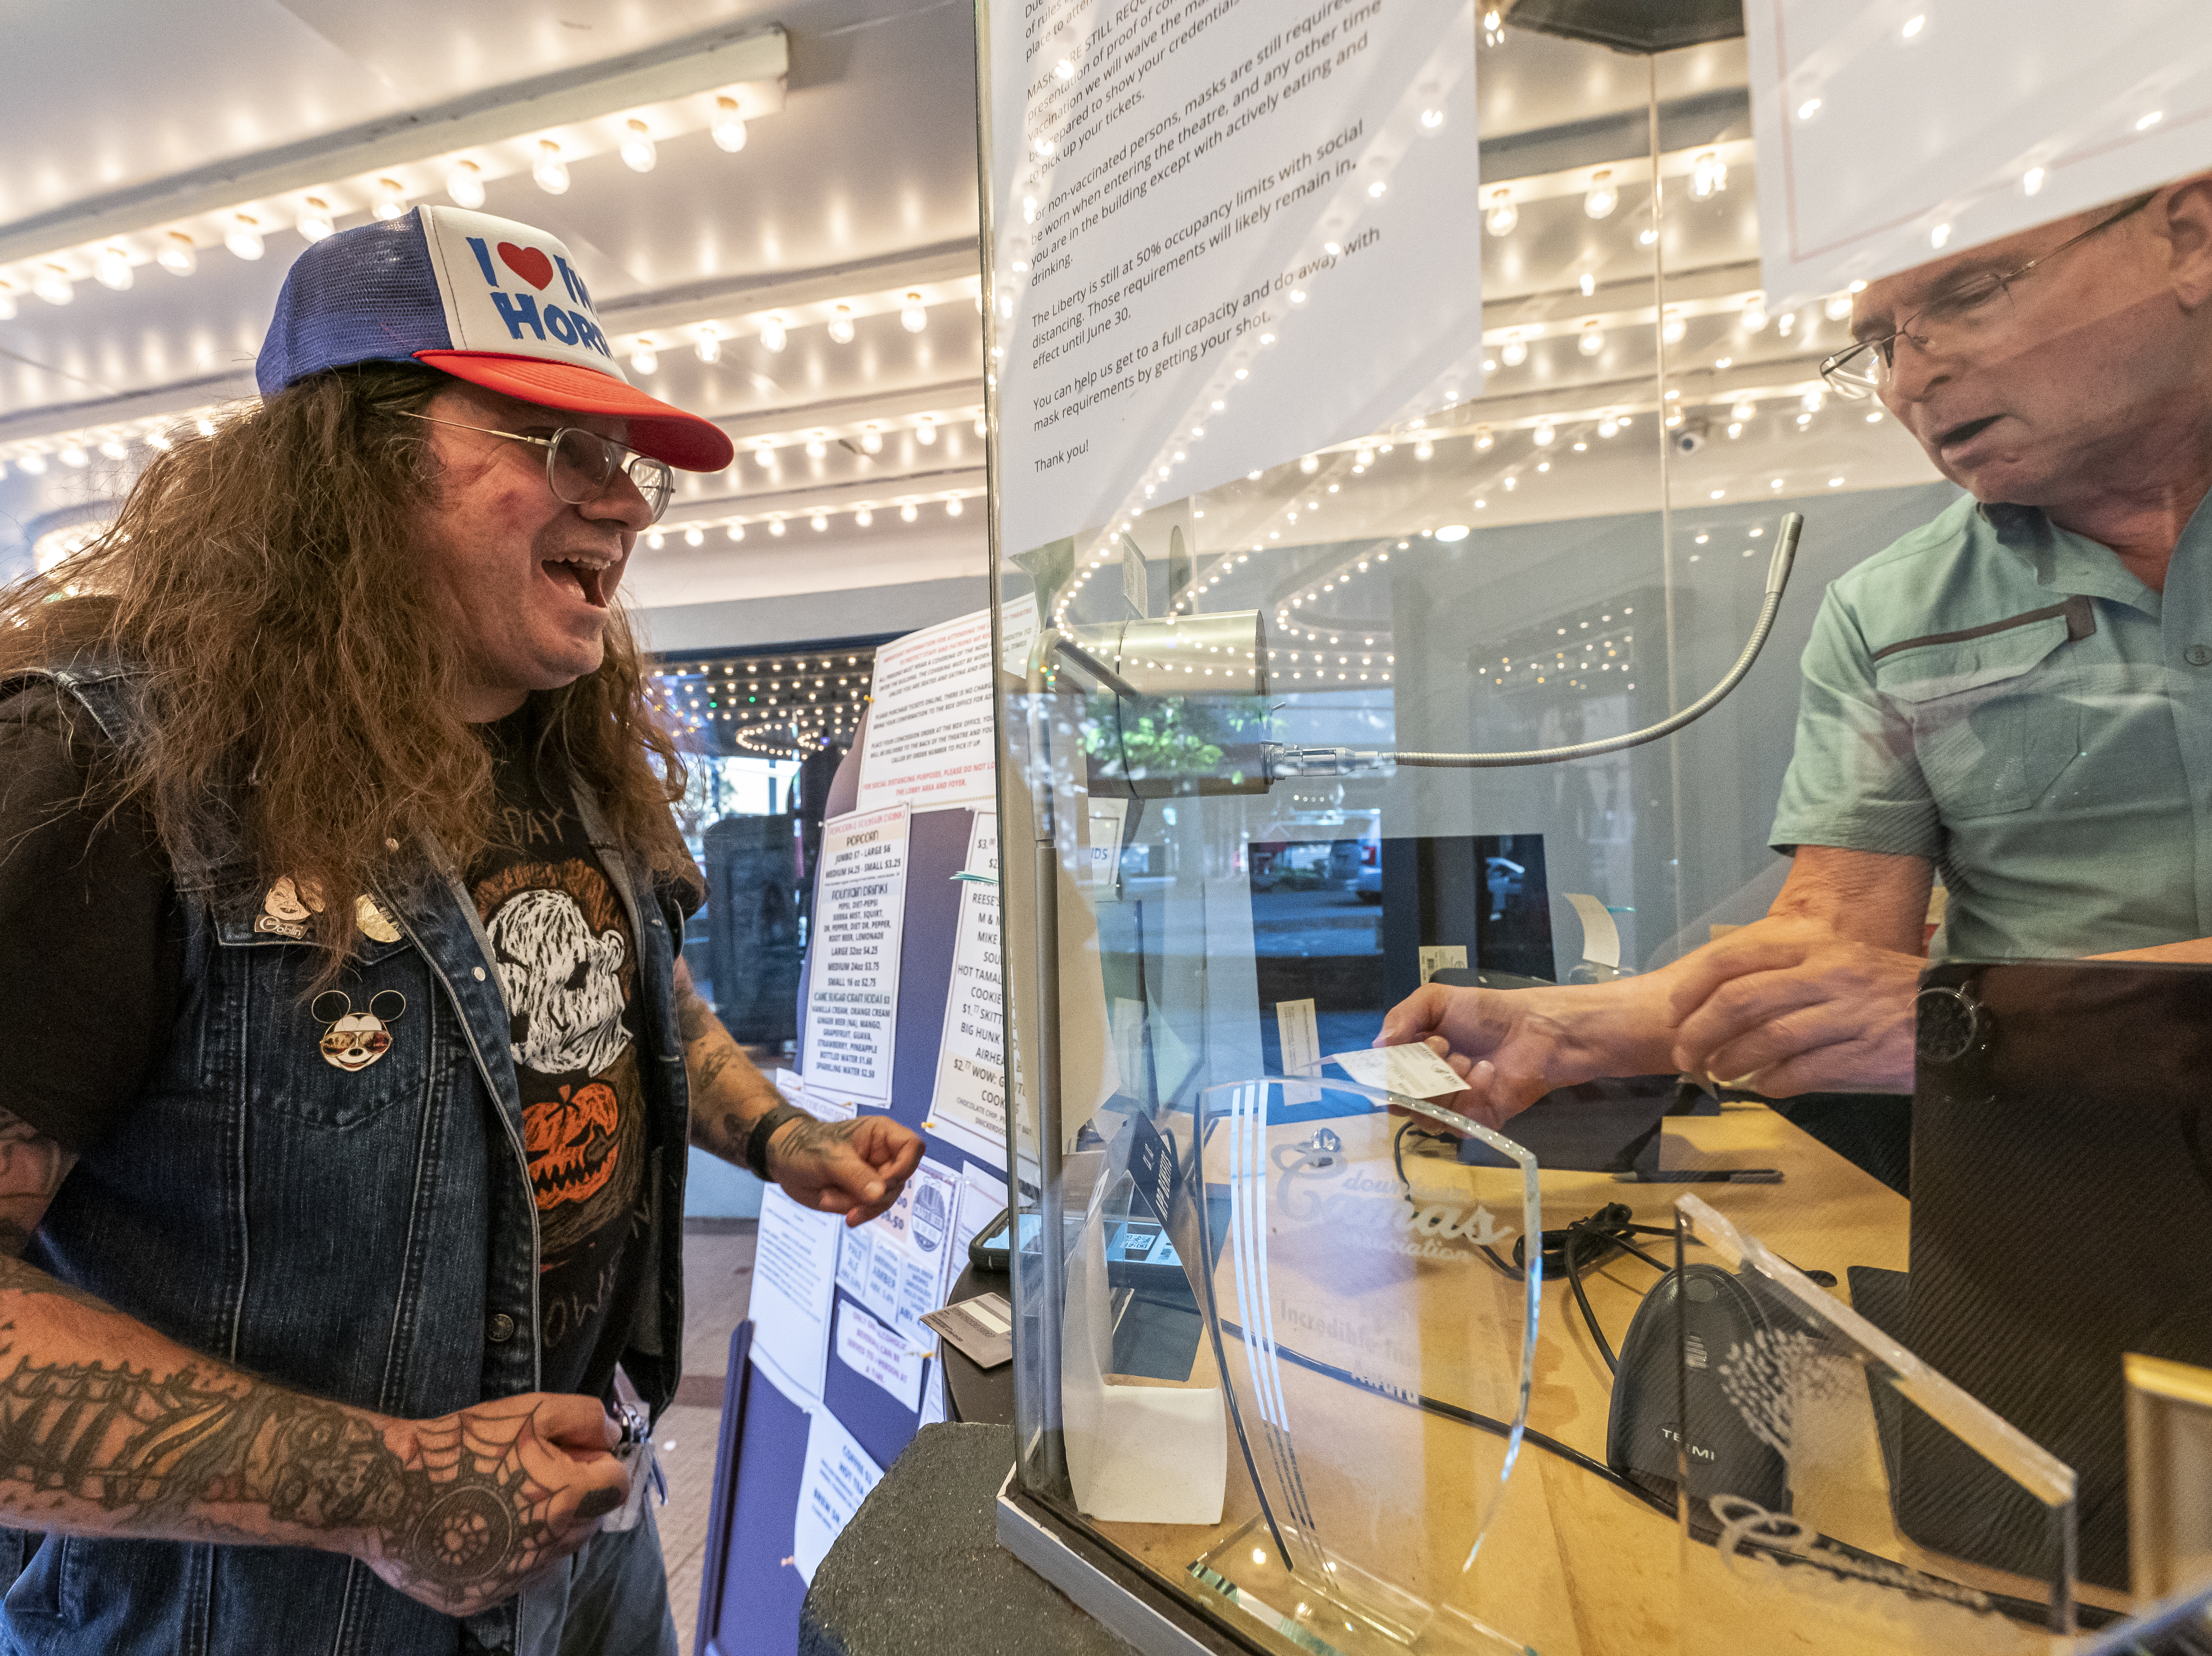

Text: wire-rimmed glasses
xmin=403 ymin=413 xmax=676 ymax=522
xmin=1819 ymin=194 xmax=2156 ymax=399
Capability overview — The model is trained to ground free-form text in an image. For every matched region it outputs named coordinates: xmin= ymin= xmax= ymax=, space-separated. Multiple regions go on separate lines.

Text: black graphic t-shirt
xmin=472 ymin=713 xmax=653 ymax=1402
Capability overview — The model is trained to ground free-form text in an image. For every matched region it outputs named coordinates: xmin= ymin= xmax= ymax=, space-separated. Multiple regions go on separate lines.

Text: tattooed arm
xmin=0 ymin=1107 xmax=627 ymax=1617
xmin=675 ymin=959 xmax=923 ymax=1226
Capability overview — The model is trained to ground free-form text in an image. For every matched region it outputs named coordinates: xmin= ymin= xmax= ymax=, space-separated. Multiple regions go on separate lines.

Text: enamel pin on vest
xmin=311 ymin=989 xmax=407 ymax=1072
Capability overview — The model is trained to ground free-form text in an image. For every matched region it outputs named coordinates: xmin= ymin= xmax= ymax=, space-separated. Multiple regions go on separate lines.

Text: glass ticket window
xmin=981 ymin=0 xmax=2196 ymax=1649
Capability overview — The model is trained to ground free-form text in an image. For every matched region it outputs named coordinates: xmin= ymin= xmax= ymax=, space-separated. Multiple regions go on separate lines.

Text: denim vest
xmin=0 ymin=657 xmax=691 ymax=1655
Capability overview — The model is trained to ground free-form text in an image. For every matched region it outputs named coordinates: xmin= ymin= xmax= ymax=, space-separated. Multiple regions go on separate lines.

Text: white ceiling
xmin=0 ymin=7 xmax=1938 ymax=625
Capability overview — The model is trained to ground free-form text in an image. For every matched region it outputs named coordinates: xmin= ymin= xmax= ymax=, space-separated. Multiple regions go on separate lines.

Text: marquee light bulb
xmin=1299 ymin=454 xmax=1319 ymax=474
xmin=684 ymin=526 xmax=704 ymax=547
xmin=533 ymin=140 xmax=570 ymax=195
xmin=621 ymin=119 xmax=658 ymax=173
xmin=1662 ymin=309 xmax=1686 ymax=344
xmin=1473 ymin=427 xmax=1493 ymax=451
xmin=901 ymin=503 xmax=918 ymax=522
xmin=16 ymin=453 xmax=45 ymax=474
xmin=860 ymin=426 xmax=884 ymax=454
xmin=647 ymin=531 xmax=665 ymax=550
xmin=59 ymin=445 xmax=88 ymax=468
xmin=34 ymin=265 xmax=74 ymax=305
xmin=1484 ymin=189 xmax=1517 ymax=236
xmin=1741 ymin=295 xmax=1769 ymax=332
xmin=373 ymin=179 xmax=409 ymax=221
xmin=728 ymin=523 xmax=746 ymax=541
xmin=225 ymin=217 xmax=266 ymax=262
xmin=855 ymin=509 xmax=873 ymax=527
xmin=1824 ymin=293 xmax=1855 ymax=321
xmin=297 ymin=199 xmax=335 ymax=242
xmin=806 ymin=435 xmax=828 ymax=458
xmin=946 ymin=497 xmax=964 ymax=517
xmin=630 ymin=342 xmax=659 ymax=375
xmin=915 ymin=418 xmax=937 ymax=445
xmin=769 ymin=518 xmax=786 ymax=537
xmin=901 ymin=292 xmax=928 ymax=332
xmin=828 ymin=304 xmax=855 ymax=344
xmin=1583 ymin=169 xmax=1618 ymax=219
xmin=754 ymin=443 xmax=776 ymax=468
xmin=1533 ymin=423 xmax=1555 ymax=447
xmin=712 ymin=97 xmax=748 ymax=154
xmin=94 ymin=247 xmax=133 ymax=291
xmin=973 ymin=415 xmax=987 ymax=437
xmin=1414 ymin=440 xmax=1434 ymax=460
xmin=1499 ymin=335 xmax=1527 ymax=367
xmin=1691 ymin=151 xmax=1728 ymax=199
xmin=759 ymin=316 xmax=787 ymax=352
xmin=0 ymin=285 xmax=15 ymax=320
xmin=1731 ymin=399 xmax=1757 ymax=422
xmin=446 ymin=160 xmax=486 ymax=208
xmin=1578 ymin=321 xmax=1605 ymax=355
xmin=694 ymin=330 xmax=720 ymax=364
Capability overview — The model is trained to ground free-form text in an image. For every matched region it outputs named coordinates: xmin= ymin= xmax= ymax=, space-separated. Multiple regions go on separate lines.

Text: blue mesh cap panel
xmin=256 ymin=210 xmax=452 ymax=397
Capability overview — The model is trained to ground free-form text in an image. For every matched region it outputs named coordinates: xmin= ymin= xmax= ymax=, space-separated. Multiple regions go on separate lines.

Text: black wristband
xmin=745 ymin=1103 xmax=811 ymax=1180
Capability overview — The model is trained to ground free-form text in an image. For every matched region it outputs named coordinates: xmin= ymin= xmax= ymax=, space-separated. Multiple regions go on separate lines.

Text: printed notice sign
xmin=792 ymin=1407 xmax=884 ymax=1585
xmin=925 ymin=813 xmax=1011 ymax=1170
xmin=855 ymin=610 xmax=996 ymax=814
xmin=750 ymin=1185 xmax=843 ymax=1403
xmin=835 ymin=1302 xmax=925 ymax=1412
xmin=988 ymin=0 xmax=1483 ymax=553
xmin=805 ymin=804 xmax=911 ymax=1105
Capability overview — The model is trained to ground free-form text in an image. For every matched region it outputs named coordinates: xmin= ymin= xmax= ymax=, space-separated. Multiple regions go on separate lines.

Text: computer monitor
xmin=1855 ymin=958 xmax=2212 ymax=1592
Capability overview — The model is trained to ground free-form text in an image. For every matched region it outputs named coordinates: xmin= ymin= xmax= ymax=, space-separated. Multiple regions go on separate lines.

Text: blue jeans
xmin=464 ymin=1502 xmax=680 ymax=1656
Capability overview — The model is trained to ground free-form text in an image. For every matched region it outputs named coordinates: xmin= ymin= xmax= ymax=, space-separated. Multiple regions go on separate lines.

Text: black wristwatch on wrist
xmin=745 ymin=1102 xmax=811 ymax=1180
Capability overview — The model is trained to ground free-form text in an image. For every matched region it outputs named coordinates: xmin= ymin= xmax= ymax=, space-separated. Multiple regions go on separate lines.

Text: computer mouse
xmin=1605 ymin=1261 xmax=1792 ymax=1524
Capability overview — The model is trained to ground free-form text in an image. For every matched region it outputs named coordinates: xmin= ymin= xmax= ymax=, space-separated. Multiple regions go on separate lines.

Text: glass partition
xmin=981 ymin=0 xmax=2200 ymax=1650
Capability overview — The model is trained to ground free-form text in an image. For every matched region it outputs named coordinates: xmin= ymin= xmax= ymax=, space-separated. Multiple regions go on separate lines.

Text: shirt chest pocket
xmin=1876 ymin=617 xmax=2083 ymax=820
xmin=213 ymin=914 xmax=435 ymax=1131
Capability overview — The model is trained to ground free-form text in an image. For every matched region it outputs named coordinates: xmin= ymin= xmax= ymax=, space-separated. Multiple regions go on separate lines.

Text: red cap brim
xmin=414 ymin=350 xmax=734 ymax=472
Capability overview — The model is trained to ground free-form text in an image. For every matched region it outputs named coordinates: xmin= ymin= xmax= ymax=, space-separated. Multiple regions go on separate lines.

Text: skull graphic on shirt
xmin=486 ymin=886 xmax=632 ymax=1076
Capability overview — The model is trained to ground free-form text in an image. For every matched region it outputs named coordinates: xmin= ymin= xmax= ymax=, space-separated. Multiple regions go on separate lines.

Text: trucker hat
xmin=257 ymin=205 xmax=734 ymax=472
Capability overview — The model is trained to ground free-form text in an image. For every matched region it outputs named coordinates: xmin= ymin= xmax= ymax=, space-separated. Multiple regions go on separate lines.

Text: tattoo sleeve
xmin=0 ymin=1106 xmax=598 ymax=1613
xmin=672 ymin=959 xmax=794 ymax=1166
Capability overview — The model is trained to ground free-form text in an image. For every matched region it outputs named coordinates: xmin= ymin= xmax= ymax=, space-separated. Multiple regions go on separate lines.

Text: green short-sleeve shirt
xmin=1769 ymin=492 xmax=2212 ymax=959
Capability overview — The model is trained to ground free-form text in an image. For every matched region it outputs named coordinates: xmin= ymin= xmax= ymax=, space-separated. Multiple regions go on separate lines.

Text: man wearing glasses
xmin=0 ymin=209 xmax=920 ymax=1653
xmin=1386 ymin=173 xmax=2212 ymax=1139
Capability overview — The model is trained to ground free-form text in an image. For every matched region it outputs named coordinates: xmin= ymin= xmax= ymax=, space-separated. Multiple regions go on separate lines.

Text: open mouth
xmin=1936 ymin=414 xmax=2002 ymax=452
xmin=542 ymin=558 xmax=611 ymax=608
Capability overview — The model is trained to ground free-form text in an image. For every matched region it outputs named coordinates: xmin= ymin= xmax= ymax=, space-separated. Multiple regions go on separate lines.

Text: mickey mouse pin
xmin=311 ymin=989 xmax=406 ymax=1073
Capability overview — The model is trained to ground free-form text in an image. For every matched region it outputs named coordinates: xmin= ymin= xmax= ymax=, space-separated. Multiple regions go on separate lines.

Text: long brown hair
xmin=0 ymin=362 xmax=690 ymax=966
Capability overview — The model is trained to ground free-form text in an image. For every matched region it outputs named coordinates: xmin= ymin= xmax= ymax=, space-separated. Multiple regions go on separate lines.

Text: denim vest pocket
xmin=1875 ymin=617 xmax=2082 ymax=820
xmin=214 ymin=916 xmax=434 ymax=1131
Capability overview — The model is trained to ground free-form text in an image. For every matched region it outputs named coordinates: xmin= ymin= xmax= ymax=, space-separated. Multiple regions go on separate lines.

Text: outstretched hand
xmin=1376 ymin=982 xmax=1593 ymax=1128
xmin=767 ymin=1114 xmax=925 ymax=1225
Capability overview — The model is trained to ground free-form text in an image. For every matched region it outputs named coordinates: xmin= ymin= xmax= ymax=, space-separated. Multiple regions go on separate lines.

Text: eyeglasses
xmin=1820 ymin=194 xmax=2156 ymax=399
xmin=402 ymin=413 xmax=675 ymax=523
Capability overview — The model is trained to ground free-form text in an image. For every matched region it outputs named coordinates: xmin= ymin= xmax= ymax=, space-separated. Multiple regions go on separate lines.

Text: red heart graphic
xmin=497 ymin=242 xmax=554 ymax=291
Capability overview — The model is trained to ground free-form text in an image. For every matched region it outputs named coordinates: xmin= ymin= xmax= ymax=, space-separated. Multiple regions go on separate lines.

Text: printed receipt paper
xmin=1328 ymin=1042 xmax=1468 ymax=1099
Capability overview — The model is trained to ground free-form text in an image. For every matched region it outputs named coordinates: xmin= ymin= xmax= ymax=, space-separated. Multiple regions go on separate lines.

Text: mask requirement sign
xmin=988 ymin=0 xmax=1483 ymax=554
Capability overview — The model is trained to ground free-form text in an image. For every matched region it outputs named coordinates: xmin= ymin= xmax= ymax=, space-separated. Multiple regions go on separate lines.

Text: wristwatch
xmin=745 ymin=1102 xmax=811 ymax=1180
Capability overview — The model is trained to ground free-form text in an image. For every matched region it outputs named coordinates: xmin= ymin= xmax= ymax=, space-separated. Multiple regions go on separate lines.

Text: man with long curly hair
xmin=0 ymin=208 xmax=922 ymax=1653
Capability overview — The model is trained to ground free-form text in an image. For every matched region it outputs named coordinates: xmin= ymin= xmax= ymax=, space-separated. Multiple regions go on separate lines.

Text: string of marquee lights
xmin=646 ymin=647 xmax=875 ymax=758
xmin=0 ymin=86 xmax=778 ymax=316
xmin=614 ymin=281 xmax=983 ymax=375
